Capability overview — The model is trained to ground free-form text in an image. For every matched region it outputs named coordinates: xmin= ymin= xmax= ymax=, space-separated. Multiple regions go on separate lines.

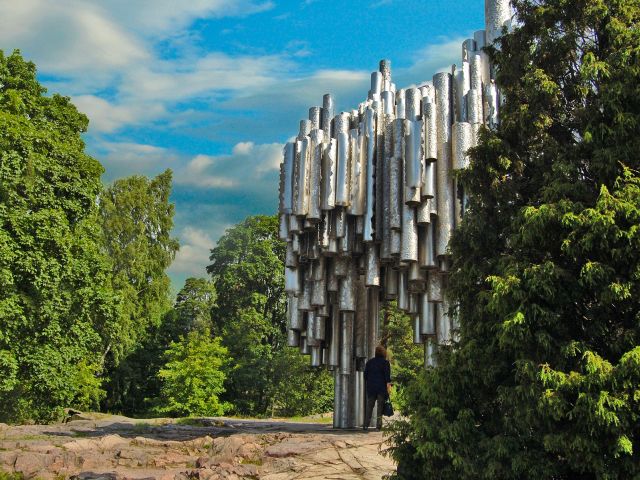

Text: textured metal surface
xmin=277 ymin=1 xmax=504 ymax=427
xmin=452 ymin=122 xmax=473 ymax=170
xmin=485 ymin=0 xmax=512 ymax=45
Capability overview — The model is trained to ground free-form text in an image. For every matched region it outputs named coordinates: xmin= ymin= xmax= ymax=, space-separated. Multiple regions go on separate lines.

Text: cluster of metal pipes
xmin=278 ymin=0 xmax=512 ymax=428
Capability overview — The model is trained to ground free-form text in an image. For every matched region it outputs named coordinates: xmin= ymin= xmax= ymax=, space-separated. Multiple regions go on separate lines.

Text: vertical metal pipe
xmin=308 ymin=129 xmax=324 ymax=222
xmin=363 ymin=107 xmax=376 ymax=242
xmin=335 ymin=114 xmax=351 ymax=207
xmin=354 ymin=280 xmax=367 ymax=359
xmin=328 ymin=304 xmax=340 ymax=367
xmin=401 ymin=201 xmax=418 ymax=263
xmin=384 ymin=267 xmax=398 ymax=300
xmin=348 ymin=126 xmax=366 ymax=215
xmin=309 ymin=106 xmax=321 ymax=130
xmin=294 ymin=136 xmax=311 ymax=216
xmin=365 ymin=244 xmax=380 ymax=287
xmin=419 ymin=293 xmax=436 ymax=336
xmin=338 ymin=263 xmax=357 ymax=311
xmin=397 ymin=269 xmax=409 ymax=311
xmin=339 ymin=312 xmax=354 ymax=375
xmin=289 ymin=294 xmax=304 ymax=330
xmin=485 ymin=0 xmax=512 ymax=45
xmin=333 ymin=370 xmax=342 ymax=428
xmin=322 ymin=94 xmax=335 ymax=140
xmin=452 ymin=122 xmax=473 ymax=170
xmin=287 ymin=328 xmax=300 ymax=347
xmin=282 ymin=142 xmax=295 ymax=214
xmin=321 ymin=138 xmax=337 ymax=210
xmin=396 ymin=89 xmax=406 ymax=119
xmin=310 ymin=346 xmax=322 ymax=366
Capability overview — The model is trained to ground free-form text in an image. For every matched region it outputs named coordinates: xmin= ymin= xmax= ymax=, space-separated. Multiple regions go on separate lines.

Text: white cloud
xmin=178 ymin=142 xmax=283 ymax=189
xmin=169 ymin=226 xmax=218 ymax=277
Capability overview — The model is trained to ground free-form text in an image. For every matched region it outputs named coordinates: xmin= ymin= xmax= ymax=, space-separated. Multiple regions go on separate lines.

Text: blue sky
xmin=0 ymin=0 xmax=484 ymax=291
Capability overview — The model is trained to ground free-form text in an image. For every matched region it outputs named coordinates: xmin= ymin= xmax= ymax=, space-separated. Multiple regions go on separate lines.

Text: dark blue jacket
xmin=364 ymin=356 xmax=391 ymax=397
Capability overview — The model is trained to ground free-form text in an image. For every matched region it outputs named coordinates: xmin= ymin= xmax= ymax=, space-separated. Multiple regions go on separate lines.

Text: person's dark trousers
xmin=364 ymin=393 xmax=385 ymax=430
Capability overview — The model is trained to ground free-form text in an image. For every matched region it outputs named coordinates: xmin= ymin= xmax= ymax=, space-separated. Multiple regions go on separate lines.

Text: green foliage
xmin=380 ymin=302 xmax=424 ymax=389
xmin=100 ymin=171 xmax=179 ymax=412
xmin=154 ymin=329 xmax=229 ymax=417
xmin=207 ymin=215 xmax=332 ymax=416
xmin=99 ymin=170 xmax=179 ymax=364
xmin=270 ymin=346 xmax=334 ymax=417
xmin=389 ymin=1 xmax=640 ymax=479
xmin=0 ymin=50 xmax=117 ymax=422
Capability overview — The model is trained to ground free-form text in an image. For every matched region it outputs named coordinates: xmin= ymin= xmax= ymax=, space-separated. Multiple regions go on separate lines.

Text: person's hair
xmin=375 ymin=345 xmax=387 ymax=358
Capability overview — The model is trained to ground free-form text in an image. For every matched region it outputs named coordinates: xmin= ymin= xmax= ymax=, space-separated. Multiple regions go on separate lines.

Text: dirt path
xmin=0 ymin=414 xmax=396 ymax=479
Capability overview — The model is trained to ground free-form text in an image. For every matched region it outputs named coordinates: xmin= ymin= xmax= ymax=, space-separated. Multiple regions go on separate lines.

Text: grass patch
xmin=240 ymin=457 xmax=263 ymax=466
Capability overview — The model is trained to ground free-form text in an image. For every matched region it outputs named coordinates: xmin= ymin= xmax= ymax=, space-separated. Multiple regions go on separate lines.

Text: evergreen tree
xmin=0 ymin=50 xmax=117 ymax=422
xmin=389 ymin=1 xmax=640 ymax=478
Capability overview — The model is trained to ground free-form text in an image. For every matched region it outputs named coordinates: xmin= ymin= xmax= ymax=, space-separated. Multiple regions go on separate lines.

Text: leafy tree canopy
xmin=0 ymin=50 xmax=117 ymax=422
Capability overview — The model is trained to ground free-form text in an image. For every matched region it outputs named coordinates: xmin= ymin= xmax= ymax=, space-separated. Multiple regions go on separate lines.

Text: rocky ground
xmin=0 ymin=414 xmax=396 ymax=480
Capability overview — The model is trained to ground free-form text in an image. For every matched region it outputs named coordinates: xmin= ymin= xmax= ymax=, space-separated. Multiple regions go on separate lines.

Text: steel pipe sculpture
xmin=278 ymin=0 xmax=512 ymax=428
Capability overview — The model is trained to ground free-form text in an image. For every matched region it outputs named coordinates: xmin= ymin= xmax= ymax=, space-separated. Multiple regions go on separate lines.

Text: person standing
xmin=363 ymin=345 xmax=392 ymax=431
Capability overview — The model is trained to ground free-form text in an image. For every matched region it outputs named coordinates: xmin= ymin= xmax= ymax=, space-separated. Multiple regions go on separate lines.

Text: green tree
xmin=207 ymin=215 xmax=332 ymax=416
xmin=99 ymin=171 xmax=179 ymax=411
xmin=379 ymin=302 xmax=423 ymax=407
xmin=174 ymin=277 xmax=216 ymax=333
xmin=0 ymin=50 xmax=117 ymax=422
xmin=390 ymin=1 xmax=640 ymax=479
xmin=109 ymin=278 xmax=217 ymax=415
xmin=154 ymin=329 xmax=229 ymax=417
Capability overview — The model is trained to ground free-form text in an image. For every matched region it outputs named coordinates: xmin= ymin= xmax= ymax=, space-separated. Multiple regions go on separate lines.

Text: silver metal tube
xmin=413 ymin=313 xmax=422 ymax=344
xmin=282 ymin=142 xmax=295 ymax=214
xmin=363 ymin=107 xmax=376 ymax=242
xmin=333 ymin=370 xmax=342 ymax=428
xmin=385 ymin=267 xmax=398 ymax=299
xmin=427 ymin=271 xmax=443 ymax=303
xmin=309 ymin=106 xmax=321 ymax=130
xmin=347 ymin=127 xmax=365 ymax=215
xmin=310 ymin=346 xmax=322 ymax=367
xmin=417 ymin=199 xmax=431 ymax=225
xmin=294 ymin=136 xmax=311 ymax=216
xmin=299 ymin=333 xmax=310 ymax=355
xmin=452 ymin=122 xmax=473 ymax=170
xmin=354 ymin=280 xmax=367 ymax=359
xmin=339 ymin=312 xmax=354 ymax=375
xmin=401 ymin=201 xmax=418 ymax=263
xmin=485 ymin=0 xmax=512 ymax=45
xmin=419 ymin=223 xmax=437 ymax=269
xmin=335 ymin=131 xmax=351 ymax=207
xmin=396 ymin=89 xmax=406 ymax=119
xmin=287 ymin=328 xmax=300 ymax=348
xmin=436 ymin=141 xmax=454 ymax=257
xmin=321 ymin=138 xmax=337 ymax=210
xmin=371 ymin=71 xmax=383 ymax=95
xmin=285 ymin=267 xmax=300 ymax=294
xmin=322 ymin=94 xmax=335 ymax=139
xmin=308 ymin=129 xmax=323 ymax=222
xmin=289 ymin=294 xmax=304 ymax=330
xmin=338 ymin=263 xmax=356 ymax=311
xmin=313 ymin=314 xmax=326 ymax=341
xmin=406 ymin=87 xmax=421 ymax=120
xmin=423 ymin=102 xmax=438 ymax=162
xmin=285 ymin=241 xmax=298 ymax=268
xmin=311 ymin=277 xmax=326 ymax=307
xmin=419 ymin=293 xmax=436 ymax=336
xmin=365 ymin=244 xmax=380 ymax=287
xmin=382 ymin=90 xmax=395 ymax=115
xmin=328 ymin=305 xmax=340 ymax=367
xmin=397 ymin=269 xmax=409 ymax=311
xmin=405 ymin=119 xmax=422 ymax=190
xmin=366 ymin=288 xmax=380 ymax=359
xmin=299 ymin=278 xmax=312 ymax=310
xmin=354 ymin=370 xmax=365 ymax=427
